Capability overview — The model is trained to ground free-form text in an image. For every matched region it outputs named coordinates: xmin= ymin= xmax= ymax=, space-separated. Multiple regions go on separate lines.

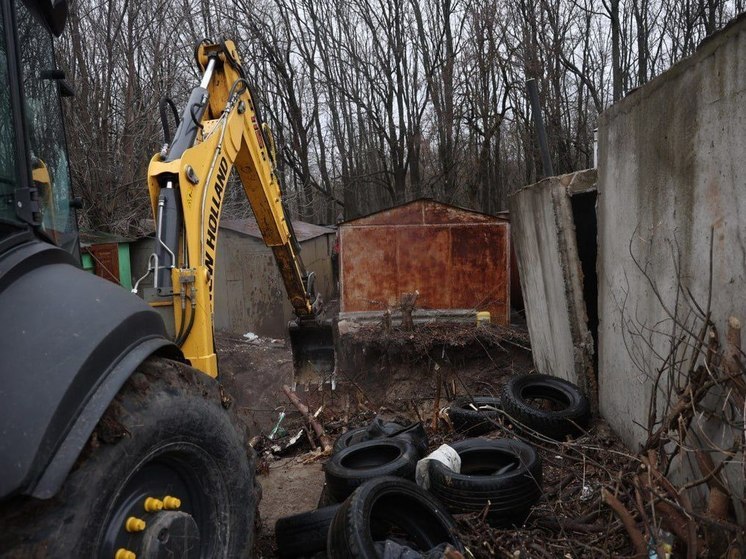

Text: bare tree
xmin=57 ymin=0 xmax=744 ymax=230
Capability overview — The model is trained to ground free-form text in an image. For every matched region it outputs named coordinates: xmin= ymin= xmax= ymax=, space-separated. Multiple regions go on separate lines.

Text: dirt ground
xmin=216 ymin=323 xmax=641 ymax=558
xmin=217 ymin=331 xmax=332 ymax=557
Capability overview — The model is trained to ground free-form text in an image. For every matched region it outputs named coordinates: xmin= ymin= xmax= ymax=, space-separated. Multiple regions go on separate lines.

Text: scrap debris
xmin=248 ymin=314 xmax=746 ymax=557
xmin=282 ymin=384 xmax=333 ymax=454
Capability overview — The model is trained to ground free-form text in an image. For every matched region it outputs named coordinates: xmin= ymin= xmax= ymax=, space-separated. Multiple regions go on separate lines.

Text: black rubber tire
xmin=332 ymin=419 xmax=404 ymax=455
xmin=327 ymin=477 xmax=464 ymax=559
xmin=501 ymin=374 xmax=591 ymax=440
xmin=0 ymin=358 xmax=258 ymax=558
xmin=332 ymin=426 xmax=370 ymax=455
xmin=389 ymin=421 xmax=429 ymax=458
xmin=447 ymin=396 xmax=501 ymax=435
xmin=323 ymin=439 xmax=418 ymax=502
xmin=275 ymin=505 xmax=340 ymax=558
xmin=428 ymin=438 xmax=542 ymax=526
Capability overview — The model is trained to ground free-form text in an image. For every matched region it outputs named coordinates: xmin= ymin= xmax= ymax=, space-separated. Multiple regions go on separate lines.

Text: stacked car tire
xmin=274 ymin=375 xmax=591 ymax=556
xmin=447 ymin=374 xmax=591 ymax=441
xmin=276 ymin=419 xmax=462 ymax=558
xmin=427 ymin=438 xmax=543 ymax=526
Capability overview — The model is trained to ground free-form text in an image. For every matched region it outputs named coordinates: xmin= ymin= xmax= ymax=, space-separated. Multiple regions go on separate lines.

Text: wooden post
xmin=400 ymin=291 xmax=419 ymax=330
xmin=432 ymin=363 xmax=442 ymax=433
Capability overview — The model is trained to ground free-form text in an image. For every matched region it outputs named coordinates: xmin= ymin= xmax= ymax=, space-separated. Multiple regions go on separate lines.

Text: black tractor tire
xmin=501 ymin=374 xmax=590 ymax=440
xmin=447 ymin=396 xmax=502 ymax=435
xmin=323 ymin=439 xmax=418 ymax=502
xmin=327 ymin=477 xmax=464 ymax=559
xmin=0 ymin=357 xmax=258 ymax=559
xmin=275 ymin=505 xmax=340 ymax=558
xmin=428 ymin=438 xmax=542 ymax=525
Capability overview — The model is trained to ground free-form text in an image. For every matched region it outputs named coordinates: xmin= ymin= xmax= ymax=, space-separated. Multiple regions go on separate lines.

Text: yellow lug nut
xmin=163 ymin=496 xmax=181 ymax=510
xmin=115 ymin=549 xmax=136 ymax=559
xmin=125 ymin=516 xmax=146 ymax=532
xmin=143 ymin=497 xmax=164 ymax=512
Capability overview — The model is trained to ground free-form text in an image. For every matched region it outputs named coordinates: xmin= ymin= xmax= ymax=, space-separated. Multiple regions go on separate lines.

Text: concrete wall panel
xmin=597 ymin=18 xmax=746 ymax=449
xmin=510 ymin=171 xmax=596 ymax=395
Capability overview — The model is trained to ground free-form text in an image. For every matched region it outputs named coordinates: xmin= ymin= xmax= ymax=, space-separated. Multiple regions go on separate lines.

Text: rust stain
xmin=424 ymin=200 xmax=496 ymax=225
xmin=397 ymin=226 xmax=451 ymax=309
xmin=84 ymin=243 xmax=120 ymax=284
xmin=345 ymin=199 xmax=501 ymax=227
xmin=341 ymin=227 xmax=398 ymax=311
xmin=449 ymin=225 xmax=509 ymax=322
xmin=347 ymin=202 xmax=425 ymax=226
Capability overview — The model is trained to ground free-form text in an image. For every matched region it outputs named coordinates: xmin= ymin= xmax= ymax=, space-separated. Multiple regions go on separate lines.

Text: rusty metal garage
xmin=339 ymin=199 xmax=511 ymax=325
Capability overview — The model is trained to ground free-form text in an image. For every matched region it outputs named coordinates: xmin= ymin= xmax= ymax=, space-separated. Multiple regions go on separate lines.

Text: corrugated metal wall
xmin=214 ymin=231 xmax=333 ymax=338
xmin=130 ymin=227 xmax=334 ymax=339
xmin=339 ymin=199 xmax=510 ymax=325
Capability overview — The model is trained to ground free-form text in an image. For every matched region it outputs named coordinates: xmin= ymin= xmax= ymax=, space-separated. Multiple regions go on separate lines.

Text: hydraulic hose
xmin=159 ymin=97 xmax=180 ymax=144
xmin=174 ymin=294 xmax=196 ymax=347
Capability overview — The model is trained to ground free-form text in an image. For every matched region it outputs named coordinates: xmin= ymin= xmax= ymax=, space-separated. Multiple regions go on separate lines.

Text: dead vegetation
xmin=237 ymin=297 xmax=745 ymax=557
xmin=343 ymin=320 xmax=531 ymax=360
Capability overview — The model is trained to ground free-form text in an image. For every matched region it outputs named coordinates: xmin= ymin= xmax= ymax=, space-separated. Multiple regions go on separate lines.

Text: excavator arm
xmin=140 ymin=40 xmax=332 ymax=379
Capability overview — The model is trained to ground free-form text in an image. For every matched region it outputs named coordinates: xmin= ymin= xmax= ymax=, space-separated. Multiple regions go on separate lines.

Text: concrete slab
xmin=509 ymin=170 xmax=597 ymax=404
xmin=597 ymin=16 xmax=746 ymax=452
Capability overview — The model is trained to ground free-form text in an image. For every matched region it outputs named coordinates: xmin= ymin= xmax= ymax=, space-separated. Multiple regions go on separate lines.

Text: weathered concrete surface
xmin=510 ymin=170 xmax=597 ymax=400
xmin=597 ymin=16 xmax=746 ymax=453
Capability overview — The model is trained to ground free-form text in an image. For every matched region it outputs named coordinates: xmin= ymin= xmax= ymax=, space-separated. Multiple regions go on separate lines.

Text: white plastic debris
xmin=243 ymin=332 xmax=259 ymax=341
xmin=415 ymin=444 xmax=461 ymax=490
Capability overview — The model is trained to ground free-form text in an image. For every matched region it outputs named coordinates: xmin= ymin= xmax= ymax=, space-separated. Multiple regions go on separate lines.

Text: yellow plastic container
xmin=476 ymin=311 xmax=491 ymax=325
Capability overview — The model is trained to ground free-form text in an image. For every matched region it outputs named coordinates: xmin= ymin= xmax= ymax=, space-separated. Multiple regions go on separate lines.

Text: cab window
xmin=15 ymin=0 xmax=76 ymax=251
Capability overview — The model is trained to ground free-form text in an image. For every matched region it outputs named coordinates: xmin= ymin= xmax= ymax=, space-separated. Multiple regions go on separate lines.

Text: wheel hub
xmin=140 ymin=511 xmax=200 ymax=558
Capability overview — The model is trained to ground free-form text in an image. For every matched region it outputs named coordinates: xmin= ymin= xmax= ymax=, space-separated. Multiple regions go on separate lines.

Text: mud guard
xmin=288 ymin=318 xmax=335 ymax=387
xmin=0 ymin=239 xmax=178 ymax=500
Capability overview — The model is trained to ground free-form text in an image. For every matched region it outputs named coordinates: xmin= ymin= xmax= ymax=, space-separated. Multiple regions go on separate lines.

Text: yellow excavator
xmin=0 ymin=2 xmax=329 ymax=557
xmin=135 ymin=39 xmax=334 ymax=381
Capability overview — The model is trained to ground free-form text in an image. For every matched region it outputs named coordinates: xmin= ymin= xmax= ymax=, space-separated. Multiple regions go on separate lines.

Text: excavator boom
xmin=140 ymin=40 xmax=333 ymax=382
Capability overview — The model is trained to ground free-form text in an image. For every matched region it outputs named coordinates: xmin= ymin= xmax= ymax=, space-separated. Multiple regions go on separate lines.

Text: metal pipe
xmin=156 ymin=196 xmax=176 ymax=265
xmin=593 ymin=127 xmax=599 ymax=169
xmin=526 ymin=78 xmax=554 ymax=178
xmin=131 ymin=253 xmax=156 ymax=294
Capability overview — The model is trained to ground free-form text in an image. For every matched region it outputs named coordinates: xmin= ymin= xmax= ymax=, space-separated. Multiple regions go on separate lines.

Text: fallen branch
xmin=695 ymin=450 xmax=729 ymax=521
xmin=723 ymin=316 xmax=746 ymax=411
xmin=643 ymin=453 xmax=701 ymax=558
xmin=535 ymin=517 xmax=607 ymax=533
xmin=602 ymin=487 xmax=647 ymax=557
xmin=635 ymin=472 xmax=706 ymax=556
xmin=282 ymin=385 xmax=333 ymax=453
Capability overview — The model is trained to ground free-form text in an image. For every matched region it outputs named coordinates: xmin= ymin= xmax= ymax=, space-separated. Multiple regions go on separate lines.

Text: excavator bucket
xmin=288 ymin=319 xmax=335 ymax=388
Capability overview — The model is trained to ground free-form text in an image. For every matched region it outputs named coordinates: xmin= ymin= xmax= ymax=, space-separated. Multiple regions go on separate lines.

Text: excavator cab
xmin=1 ymin=0 xmax=79 ymax=256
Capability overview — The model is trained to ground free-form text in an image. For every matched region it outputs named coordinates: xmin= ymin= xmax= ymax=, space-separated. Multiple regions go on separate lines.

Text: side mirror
xmin=40 ymin=0 xmax=68 ymax=37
